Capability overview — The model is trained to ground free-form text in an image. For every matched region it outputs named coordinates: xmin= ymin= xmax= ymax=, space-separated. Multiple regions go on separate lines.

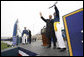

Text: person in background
xmin=22 ymin=27 xmax=29 ymax=44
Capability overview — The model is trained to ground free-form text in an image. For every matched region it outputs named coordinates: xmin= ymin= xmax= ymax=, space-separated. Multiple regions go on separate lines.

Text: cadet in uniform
xmin=22 ymin=27 xmax=29 ymax=44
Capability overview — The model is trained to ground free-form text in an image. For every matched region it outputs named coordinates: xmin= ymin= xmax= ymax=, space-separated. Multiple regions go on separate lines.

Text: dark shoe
xmin=29 ymin=42 xmax=31 ymax=44
xmin=57 ymin=47 xmax=61 ymax=49
xmin=53 ymin=46 xmax=56 ymax=49
xmin=60 ymin=48 xmax=66 ymax=52
xmin=22 ymin=43 xmax=25 ymax=45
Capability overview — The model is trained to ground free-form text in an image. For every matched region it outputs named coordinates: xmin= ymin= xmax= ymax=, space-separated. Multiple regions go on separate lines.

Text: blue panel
xmin=66 ymin=11 xmax=83 ymax=56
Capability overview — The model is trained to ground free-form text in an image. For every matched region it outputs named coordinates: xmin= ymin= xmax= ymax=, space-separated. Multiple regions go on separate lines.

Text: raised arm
xmin=54 ymin=5 xmax=59 ymax=19
xmin=40 ymin=12 xmax=47 ymax=22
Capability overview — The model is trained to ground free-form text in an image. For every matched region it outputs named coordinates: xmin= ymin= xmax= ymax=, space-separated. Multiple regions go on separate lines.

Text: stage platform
xmin=18 ymin=40 xmax=69 ymax=56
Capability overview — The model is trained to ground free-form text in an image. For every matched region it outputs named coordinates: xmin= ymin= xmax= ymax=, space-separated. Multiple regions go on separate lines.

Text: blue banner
xmin=63 ymin=8 xmax=83 ymax=56
xmin=13 ymin=20 xmax=18 ymax=46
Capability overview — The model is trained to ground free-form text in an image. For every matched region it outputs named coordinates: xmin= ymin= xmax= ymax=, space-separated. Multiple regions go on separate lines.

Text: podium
xmin=41 ymin=27 xmax=48 ymax=46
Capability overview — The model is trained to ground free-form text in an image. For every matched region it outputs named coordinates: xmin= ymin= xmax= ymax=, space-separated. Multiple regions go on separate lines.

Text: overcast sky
xmin=1 ymin=1 xmax=83 ymax=37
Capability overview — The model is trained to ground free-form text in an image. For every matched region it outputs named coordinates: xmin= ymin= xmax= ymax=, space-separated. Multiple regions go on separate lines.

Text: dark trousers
xmin=29 ymin=38 xmax=31 ymax=44
xmin=28 ymin=38 xmax=31 ymax=44
xmin=46 ymin=30 xmax=57 ymax=47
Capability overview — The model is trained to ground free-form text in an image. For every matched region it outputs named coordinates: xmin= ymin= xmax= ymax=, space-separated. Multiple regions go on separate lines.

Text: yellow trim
xmin=54 ymin=22 xmax=60 ymax=31
xmin=63 ymin=16 xmax=73 ymax=56
xmin=64 ymin=8 xmax=83 ymax=17
xmin=63 ymin=8 xmax=83 ymax=56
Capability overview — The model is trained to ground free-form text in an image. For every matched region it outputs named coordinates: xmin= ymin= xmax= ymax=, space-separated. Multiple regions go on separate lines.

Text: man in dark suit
xmin=29 ymin=30 xmax=31 ymax=44
xmin=39 ymin=5 xmax=59 ymax=49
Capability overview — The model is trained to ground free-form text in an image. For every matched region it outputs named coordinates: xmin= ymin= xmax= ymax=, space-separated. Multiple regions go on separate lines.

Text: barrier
xmin=1 ymin=47 xmax=18 ymax=56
